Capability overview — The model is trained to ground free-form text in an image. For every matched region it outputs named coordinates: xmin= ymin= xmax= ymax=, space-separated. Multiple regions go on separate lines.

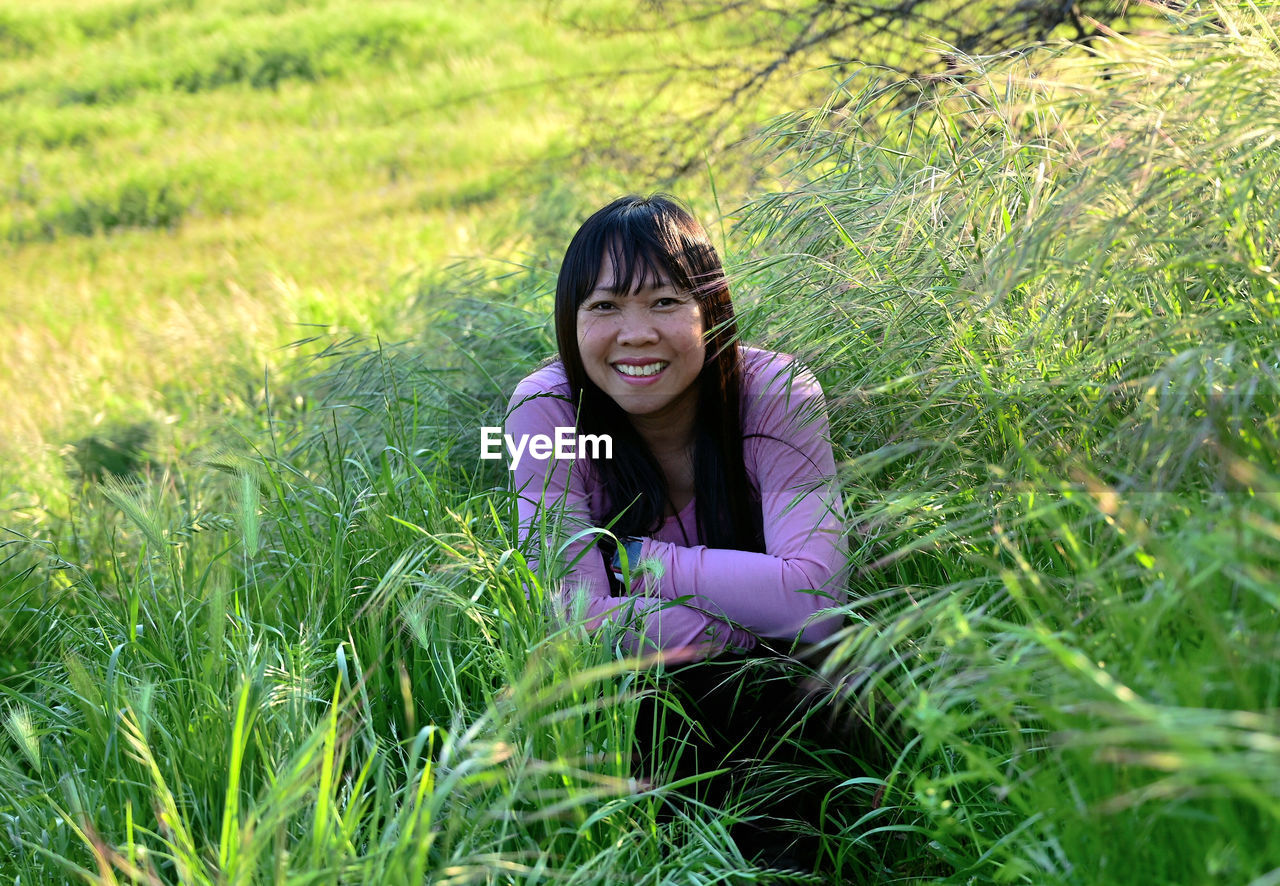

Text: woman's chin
xmin=611 ymin=386 xmax=701 ymax=426
xmin=613 ymin=394 xmax=668 ymax=417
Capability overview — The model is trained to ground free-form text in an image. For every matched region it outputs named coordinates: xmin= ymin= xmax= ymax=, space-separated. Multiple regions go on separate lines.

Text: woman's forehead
xmin=594 ymin=248 xmax=672 ymax=294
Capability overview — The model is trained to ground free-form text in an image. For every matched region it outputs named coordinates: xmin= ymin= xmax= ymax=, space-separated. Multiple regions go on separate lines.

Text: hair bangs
xmin=599 ymin=232 xmax=672 ymax=300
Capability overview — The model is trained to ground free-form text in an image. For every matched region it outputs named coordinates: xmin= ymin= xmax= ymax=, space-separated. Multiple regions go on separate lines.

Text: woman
xmin=506 ymin=194 xmax=847 ymax=654
xmin=505 ymin=194 xmax=848 ymax=864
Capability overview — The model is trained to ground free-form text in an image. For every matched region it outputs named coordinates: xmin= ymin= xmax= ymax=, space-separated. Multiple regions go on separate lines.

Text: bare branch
xmin=550 ymin=0 xmax=1172 ymax=179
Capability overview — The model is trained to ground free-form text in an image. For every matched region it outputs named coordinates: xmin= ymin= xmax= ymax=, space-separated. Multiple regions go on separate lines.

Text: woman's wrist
xmin=610 ymin=536 xmax=643 ymax=571
xmin=610 ymin=536 xmax=649 ymax=591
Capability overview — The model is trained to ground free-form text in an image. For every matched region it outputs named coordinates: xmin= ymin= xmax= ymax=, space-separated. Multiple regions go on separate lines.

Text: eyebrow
xmin=589 ymin=279 xmax=675 ymax=296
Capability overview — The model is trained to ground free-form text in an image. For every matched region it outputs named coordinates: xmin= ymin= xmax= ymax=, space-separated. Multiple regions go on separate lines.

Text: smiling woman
xmin=503 ymin=194 xmax=852 ymax=868
xmin=507 ymin=193 xmax=847 ymax=653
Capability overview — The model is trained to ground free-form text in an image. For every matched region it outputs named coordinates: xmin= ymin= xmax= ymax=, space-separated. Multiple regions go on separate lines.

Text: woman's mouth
xmin=613 ymin=360 xmax=669 ymax=378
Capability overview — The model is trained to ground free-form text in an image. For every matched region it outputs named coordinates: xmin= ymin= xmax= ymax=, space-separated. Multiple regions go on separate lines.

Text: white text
xmin=480 ymin=427 xmax=613 ymax=471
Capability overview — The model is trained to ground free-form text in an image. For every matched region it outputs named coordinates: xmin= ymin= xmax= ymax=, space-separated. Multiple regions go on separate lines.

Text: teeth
xmin=614 ymin=361 xmax=668 ymax=377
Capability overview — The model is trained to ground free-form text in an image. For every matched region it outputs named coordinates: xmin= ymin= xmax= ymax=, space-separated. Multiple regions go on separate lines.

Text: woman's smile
xmin=612 ymin=358 xmax=670 ymax=382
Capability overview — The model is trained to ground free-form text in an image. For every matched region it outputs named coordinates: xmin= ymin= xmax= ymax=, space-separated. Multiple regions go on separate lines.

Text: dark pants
xmin=632 ymin=645 xmax=864 ymax=866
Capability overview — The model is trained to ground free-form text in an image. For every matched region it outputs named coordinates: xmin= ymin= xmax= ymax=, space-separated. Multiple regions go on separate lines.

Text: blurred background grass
xmin=0 ymin=0 xmax=808 ymax=507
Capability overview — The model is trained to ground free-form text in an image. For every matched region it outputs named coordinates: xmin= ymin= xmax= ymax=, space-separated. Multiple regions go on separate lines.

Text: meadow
xmin=3 ymin=0 xmax=1279 ymax=883
xmin=0 ymin=0 xmax=792 ymax=500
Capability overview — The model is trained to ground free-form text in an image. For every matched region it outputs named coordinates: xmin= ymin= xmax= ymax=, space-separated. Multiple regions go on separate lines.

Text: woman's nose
xmin=616 ymin=309 xmax=659 ymax=344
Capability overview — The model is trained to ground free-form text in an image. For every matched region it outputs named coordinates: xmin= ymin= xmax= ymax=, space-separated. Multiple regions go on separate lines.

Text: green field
xmin=0 ymin=0 xmax=802 ymax=502
xmin=3 ymin=0 xmax=1279 ymax=883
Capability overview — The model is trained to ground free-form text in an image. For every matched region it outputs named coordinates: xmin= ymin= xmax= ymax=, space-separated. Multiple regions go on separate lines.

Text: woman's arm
xmin=505 ymin=376 xmax=757 ymax=658
xmin=632 ymin=362 xmax=848 ymax=644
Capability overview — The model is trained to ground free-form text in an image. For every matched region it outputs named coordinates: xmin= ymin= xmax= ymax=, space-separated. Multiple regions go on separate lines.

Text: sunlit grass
xmin=0 ymin=0 xmax=796 ymax=504
xmin=729 ymin=4 xmax=1280 ymax=880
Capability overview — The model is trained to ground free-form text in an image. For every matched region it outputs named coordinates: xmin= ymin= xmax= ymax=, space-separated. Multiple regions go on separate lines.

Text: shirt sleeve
xmin=636 ymin=362 xmax=848 ymax=644
xmin=505 ymin=379 xmax=758 ymax=658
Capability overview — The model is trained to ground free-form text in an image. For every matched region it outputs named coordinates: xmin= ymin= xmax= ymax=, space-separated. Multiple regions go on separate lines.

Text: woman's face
xmin=576 ymin=251 xmax=706 ymax=425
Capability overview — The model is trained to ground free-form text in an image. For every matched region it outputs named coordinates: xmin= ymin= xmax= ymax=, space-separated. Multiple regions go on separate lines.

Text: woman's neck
xmin=630 ymin=414 xmax=694 ymax=457
xmin=626 ymin=384 xmax=699 ymax=457
xmin=633 ymin=417 xmax=696 ymax=516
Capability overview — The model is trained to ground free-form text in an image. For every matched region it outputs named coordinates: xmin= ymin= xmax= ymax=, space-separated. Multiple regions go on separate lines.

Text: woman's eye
xmin=587 ymin=301 xmax=615 ymax=312
xmin=654 ymin=297 xmax=680 ymax=308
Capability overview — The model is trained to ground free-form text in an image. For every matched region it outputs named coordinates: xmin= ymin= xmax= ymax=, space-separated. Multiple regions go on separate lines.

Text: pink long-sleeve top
xmin=505 ymin=346 xmax=847 ymax=659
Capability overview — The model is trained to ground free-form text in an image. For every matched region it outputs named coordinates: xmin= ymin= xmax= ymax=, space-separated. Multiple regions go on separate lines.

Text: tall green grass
xmin=0 ymin=370 xmax=680 ymax=883
xmin=0 ymin=279 xmax=786 ymax=882
xmin=731 ymin=3 xmax=1280 ymax=880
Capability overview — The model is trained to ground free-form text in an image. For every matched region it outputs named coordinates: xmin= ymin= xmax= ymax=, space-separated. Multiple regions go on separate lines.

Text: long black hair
xmin=554 ymin=194 xmax=764 ymax=553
